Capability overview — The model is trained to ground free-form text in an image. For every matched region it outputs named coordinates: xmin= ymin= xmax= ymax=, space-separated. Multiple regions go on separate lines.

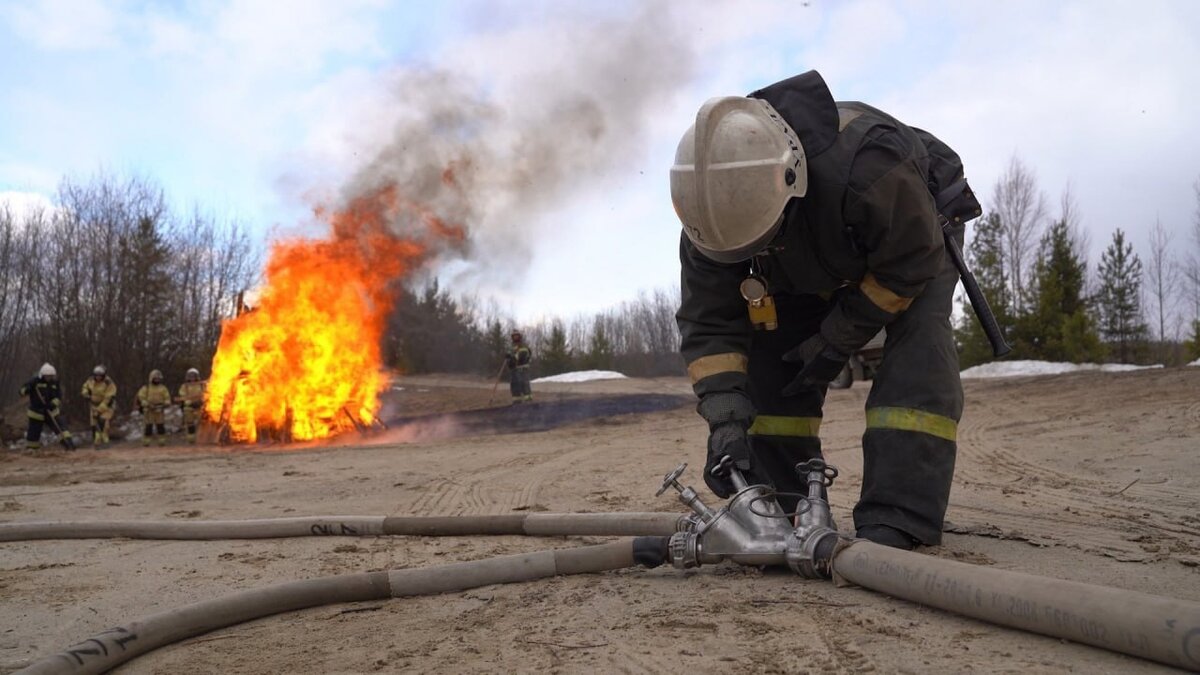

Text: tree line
xmin=956 ymin=157 xmax=1200 ymax=367
xmin=384 ymin=283 xmax=684 ymax=381
xmin=1 ymin=172 xmax=259 ymax=427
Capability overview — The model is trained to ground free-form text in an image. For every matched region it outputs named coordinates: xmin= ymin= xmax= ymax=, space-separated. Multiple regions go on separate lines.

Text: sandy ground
xmin=1 ymin=368 xmax=1198 ymax=674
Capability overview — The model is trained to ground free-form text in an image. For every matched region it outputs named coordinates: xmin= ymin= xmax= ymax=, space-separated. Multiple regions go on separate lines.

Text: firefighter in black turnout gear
xmin=671 ymin=71 xmax=982 ymax=550
xmin=505 ymin=331 xmax=533 ymax=404
xmin=19 ymin=363 xmax=76 ymax=450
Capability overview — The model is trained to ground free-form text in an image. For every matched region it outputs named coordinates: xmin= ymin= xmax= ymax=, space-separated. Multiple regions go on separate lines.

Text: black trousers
xmin=25 ymin=412 xmax=69 ymax=447
xmin=746 ymin=240 xmax=963 ymax=544
xmin=510 ymin=367 xmax=532 ymax=399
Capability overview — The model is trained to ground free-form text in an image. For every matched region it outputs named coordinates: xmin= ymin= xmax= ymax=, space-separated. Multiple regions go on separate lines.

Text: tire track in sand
xmin=950 ymin=382 xmax=1199 ymax=561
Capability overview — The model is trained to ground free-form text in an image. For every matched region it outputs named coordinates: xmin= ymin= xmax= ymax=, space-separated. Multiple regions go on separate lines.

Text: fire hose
xmin=0 ymin=512 xmax=687 ymax=541
xmin=14 ymin=539 xmax=671 ymax=675
xmin=7 ymin=462 xmax=1200 ymax=673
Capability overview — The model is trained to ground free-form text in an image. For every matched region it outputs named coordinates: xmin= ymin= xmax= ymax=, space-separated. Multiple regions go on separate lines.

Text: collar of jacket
xmin=749 ymin=70 xmax=840 ymax=157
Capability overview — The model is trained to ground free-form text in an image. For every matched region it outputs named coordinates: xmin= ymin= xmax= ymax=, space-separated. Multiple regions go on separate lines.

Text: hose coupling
xmin=786 ymin=459 xmax=842 ymax=578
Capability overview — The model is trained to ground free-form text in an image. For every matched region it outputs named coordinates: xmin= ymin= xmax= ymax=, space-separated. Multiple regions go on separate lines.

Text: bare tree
xmin=992 ymin=156 xmax=1047 ymax=311
xmin=2 ymin=171 xmax=261 ymax=427
xmin=1060 ymin=183 xmax=1091 ymax=267
xmin=0 ymin=205 xmax=40 ymax=395
xmin=1145 ymin=219 xmax=1179 ymax=360
xmin=173 ymin=207 xmax=259 ymax=367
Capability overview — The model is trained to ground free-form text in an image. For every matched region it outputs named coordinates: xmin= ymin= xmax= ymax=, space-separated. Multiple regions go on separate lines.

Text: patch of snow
xmin=532 ymin=370 xmax=628 ymax=384
xmin=1189 ymin=358 xmax=1200 ymax=367
xmin=961 ymin=360 xmax=1162 ymax=379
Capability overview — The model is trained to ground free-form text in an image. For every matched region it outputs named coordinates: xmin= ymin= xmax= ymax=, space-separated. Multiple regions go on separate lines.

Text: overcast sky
xmin=3 ymin=0 xmax=1198 ymax=322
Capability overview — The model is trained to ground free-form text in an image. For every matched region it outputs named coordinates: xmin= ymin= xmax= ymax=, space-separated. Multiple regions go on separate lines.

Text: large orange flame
xmin=204 ymin=186 xmax=462 ymax=443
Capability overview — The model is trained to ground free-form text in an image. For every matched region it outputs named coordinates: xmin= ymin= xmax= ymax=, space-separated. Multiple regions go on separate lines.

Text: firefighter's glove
xmin=781 ymin=334 xmax=848 ymax=396
xmin=697 ymin=392 xmax=755 ymax=498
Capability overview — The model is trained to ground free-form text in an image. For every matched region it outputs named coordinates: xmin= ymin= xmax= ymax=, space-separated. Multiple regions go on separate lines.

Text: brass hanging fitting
xmin=740 ymin=276 xmax=777 ymax=330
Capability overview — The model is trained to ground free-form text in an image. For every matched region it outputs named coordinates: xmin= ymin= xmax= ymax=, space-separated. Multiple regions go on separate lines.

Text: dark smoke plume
xmin=336 ymin=2 xmax=695 ymax=288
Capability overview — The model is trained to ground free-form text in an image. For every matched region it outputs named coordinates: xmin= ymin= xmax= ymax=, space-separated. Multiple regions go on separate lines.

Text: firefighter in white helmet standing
xmin=82 ymin=365 xmax=117 ymax=448
xmin=137 ymin=369 xmax=172 ymax=446
xmin=671 ymin=71 xmax=982 ymax=550
xmin=19 ymin=363 xmax=76 ymax=451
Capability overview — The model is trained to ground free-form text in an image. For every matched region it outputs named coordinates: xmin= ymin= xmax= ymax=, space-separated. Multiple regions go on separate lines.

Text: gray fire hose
xmin=13 ymin=538 xmax=671 ymax=675
xmin=0 ymin=512 xmax=686 ymax=541
xmin=831 ymin=540 xmax=1200 ymax=671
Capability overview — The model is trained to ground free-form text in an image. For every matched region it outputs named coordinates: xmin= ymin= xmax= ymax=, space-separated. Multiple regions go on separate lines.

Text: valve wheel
xmin=656 ymin=463 xmax=688 ymax=497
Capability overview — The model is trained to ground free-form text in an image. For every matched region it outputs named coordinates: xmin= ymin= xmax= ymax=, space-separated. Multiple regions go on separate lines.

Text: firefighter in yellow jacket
xmin=137 ymin=369 xmax=172 ymax=446
xmin=81 ymin=365 xmax=117 ymax=448
xmin=176 ymin=368 xmax=205 ymax=444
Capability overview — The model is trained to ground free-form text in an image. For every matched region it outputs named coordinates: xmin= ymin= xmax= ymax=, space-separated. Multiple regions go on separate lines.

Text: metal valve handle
xmin=657 ymin=463 xmax=688 ymax=497
xmin=795 ymin=458 xmax=839 ymax=487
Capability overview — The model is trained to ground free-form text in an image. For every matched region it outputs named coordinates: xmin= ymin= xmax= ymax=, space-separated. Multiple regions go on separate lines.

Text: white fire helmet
xmin=186 ymin=368 xmax=200 ymax=381
xmin=670 ymin=96 xmax=807 ymax=263
xmin=39 ymin=363 xmax=57 ymax=378
xmin=93 ymin=365 xmax=106 ymax=377
xmin=149 ymin=369 xmax=163 ymax=383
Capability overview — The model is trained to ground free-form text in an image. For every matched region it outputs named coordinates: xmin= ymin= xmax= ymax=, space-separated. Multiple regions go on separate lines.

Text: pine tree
xmin=582 ymin=319 xmax=614 ymax=370
xmin=1184 ymin=320 xmax=1200 ymax=362
xmin=955 ymin=213 xmax=1014 ymax=367
xmin=119 ymin=215 xmax=175 ymax=376
xmin=1013 ymin=220 xmax=1104 ymax=362
xmin=539 ymin=320 xmax=573 ymax=375
xmin=484 ymin=319 xmax=507 ymax=374
xmin=1097 ymin=229 xmax=1148 ymax=363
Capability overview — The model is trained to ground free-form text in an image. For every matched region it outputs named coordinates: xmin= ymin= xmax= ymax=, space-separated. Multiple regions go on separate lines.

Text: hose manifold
xmin=654 ymin=460 xmax=842 ymax=575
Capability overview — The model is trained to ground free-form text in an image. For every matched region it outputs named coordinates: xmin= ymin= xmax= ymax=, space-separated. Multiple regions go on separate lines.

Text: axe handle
xmin=942 ymin=223 xmax=1011 ymax=358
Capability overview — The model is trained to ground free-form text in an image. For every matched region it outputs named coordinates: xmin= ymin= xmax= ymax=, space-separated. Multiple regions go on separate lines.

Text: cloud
xmin=0 ymin=190 xmax=56 ymax=222
xmin=875 ymin=1 xmax=1200 ymax=258
xmin=2 ymin=0 xmax=119 ymax=50
xmin=206 ymin=0 xmax=386 ymax=75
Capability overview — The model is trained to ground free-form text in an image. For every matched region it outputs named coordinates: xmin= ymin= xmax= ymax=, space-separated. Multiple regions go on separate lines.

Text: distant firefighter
xmin=505 ymin=330 xmax=533 ymax=404
xmin=176 ymin=368 xmax=205 ymax=444
xmin=137 ymin=369 xmax=172 ymax=446
xmin=19 ymin=363 xmax=75 ymax=450
xmin=82 ymin=365 xmax=117 ymax=448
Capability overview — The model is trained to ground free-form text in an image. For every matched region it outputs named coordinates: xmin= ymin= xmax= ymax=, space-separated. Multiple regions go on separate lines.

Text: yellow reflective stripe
xmin=749 ymin=415 xmax=822 ymax=437
xmin=27 ymin=411 xmax=45 ymax=421
xmin=860 ymin=273 xmax=914 ymax=314
xmin=687 ymin=352 xmax=748 ymax=384
xmin=866 ymin=407 xmax=957 ymax=442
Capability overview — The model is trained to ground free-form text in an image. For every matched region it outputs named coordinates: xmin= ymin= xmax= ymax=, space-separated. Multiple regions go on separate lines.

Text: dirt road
xmin=2 ymin=368 xmax=1198 ymax=673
